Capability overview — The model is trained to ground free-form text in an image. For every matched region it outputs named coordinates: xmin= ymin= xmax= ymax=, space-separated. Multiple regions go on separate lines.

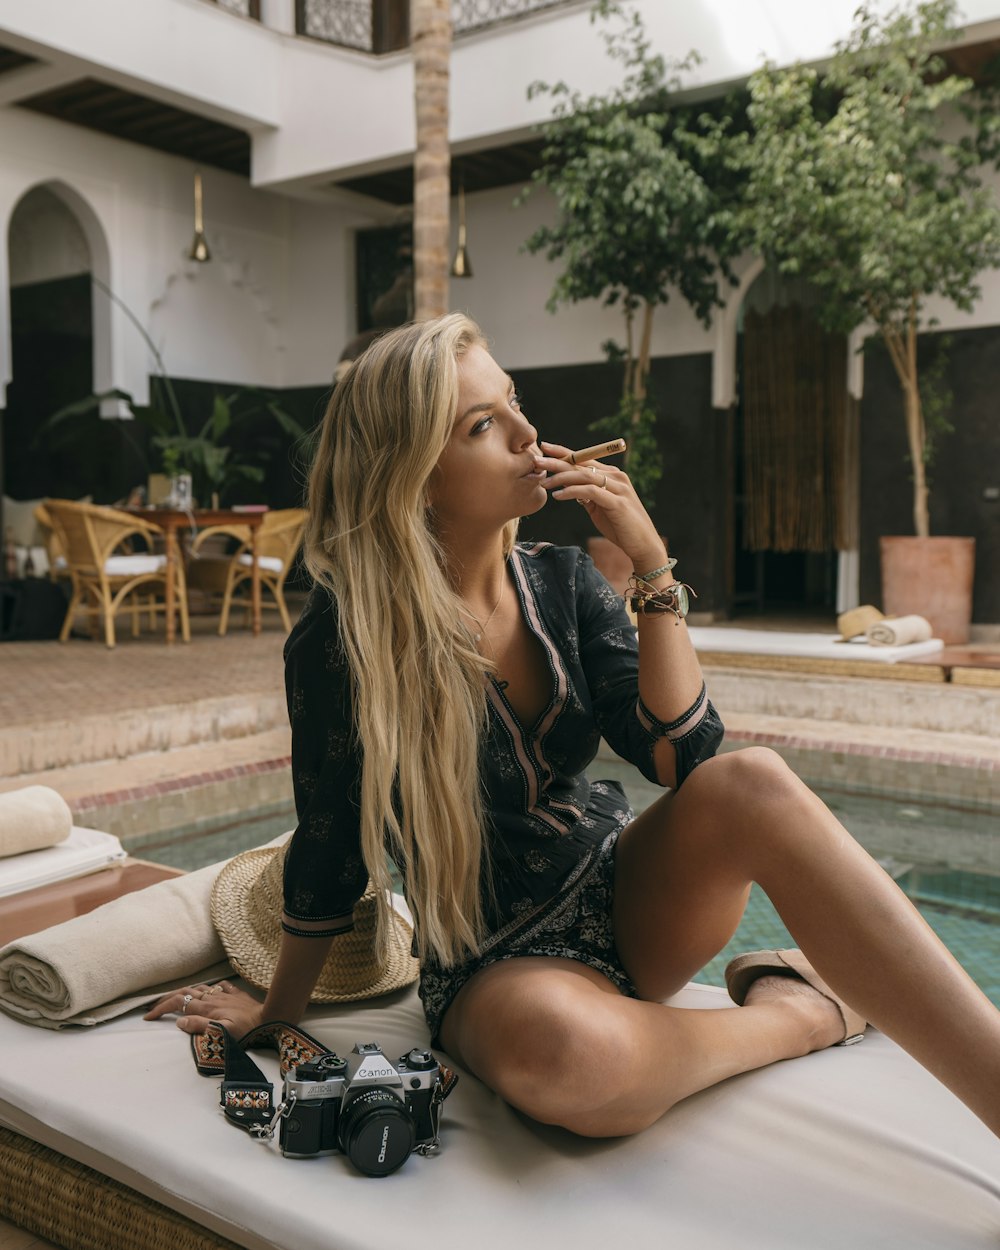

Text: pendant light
xmin=450 ymin=181 xmax=472 ymax=278
xmin=188 ymin=171 xmax=211 ymax=263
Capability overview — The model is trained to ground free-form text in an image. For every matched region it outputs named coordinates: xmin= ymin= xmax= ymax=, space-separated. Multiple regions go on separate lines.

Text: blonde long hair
xmin=305 ymin=314 xmax=517 ymax=967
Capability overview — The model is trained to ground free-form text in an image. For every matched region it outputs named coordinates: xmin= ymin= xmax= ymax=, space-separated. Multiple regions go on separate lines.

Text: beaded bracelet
xmin=633 ymin=557 xmax=678 ymax=583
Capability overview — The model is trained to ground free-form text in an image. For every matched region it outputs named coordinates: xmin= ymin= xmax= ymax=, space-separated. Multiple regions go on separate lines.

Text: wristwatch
xmin=629 ymin=581 xmax=691 ymax=619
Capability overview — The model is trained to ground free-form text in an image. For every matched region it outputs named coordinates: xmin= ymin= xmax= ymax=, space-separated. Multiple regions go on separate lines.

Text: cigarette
xmin=567 ymin=438 xmax=627 ymax=465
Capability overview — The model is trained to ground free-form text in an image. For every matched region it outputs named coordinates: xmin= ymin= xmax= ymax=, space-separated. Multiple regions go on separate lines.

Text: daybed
xmin=1 ymin=978 xmax=998 ymax=1250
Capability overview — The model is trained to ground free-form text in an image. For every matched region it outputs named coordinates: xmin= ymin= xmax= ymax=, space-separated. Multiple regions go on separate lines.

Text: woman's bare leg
xmin=439 ymin=955 xmax=844 ymax=1137
xmin=613 ymin=747 xmax=1000 ymax=1136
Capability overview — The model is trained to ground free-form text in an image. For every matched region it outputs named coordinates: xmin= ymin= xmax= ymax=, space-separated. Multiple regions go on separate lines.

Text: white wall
xmin=1 ymin=107 xmax=377 ymax=406
xmin=5 ymin=0 xmax=1000 ymax=191
xmin=452 ymin=182 xmax=710 ymax=372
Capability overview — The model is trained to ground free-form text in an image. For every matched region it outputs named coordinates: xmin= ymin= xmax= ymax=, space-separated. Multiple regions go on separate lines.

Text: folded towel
xmin=0 ymin=859 xmax=231 ymax=1028
xmin=0 ymin=786 xmax=73 ymax=859
xmin=0 ymin=826 xmax=126 ymax=898
xmin=866 ymin=615 xmax=934 ymax=647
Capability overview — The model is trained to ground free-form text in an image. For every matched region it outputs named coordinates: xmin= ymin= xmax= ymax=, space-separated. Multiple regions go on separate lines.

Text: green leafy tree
xmin=521 ymin=0 xmax=747 ymax=506
xmin=741 ymin=0 xmax=1000 ymax=538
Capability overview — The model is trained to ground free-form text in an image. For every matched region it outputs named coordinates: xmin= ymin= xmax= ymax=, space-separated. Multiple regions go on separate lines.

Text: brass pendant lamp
xmin=189 ymin=171 xmax=211 ymax=263
xmin=450 ymin=182 xmax=472 ymax=278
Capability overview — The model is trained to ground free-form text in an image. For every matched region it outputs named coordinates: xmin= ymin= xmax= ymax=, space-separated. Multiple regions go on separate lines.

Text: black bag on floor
xmin=0 ymin=578 xmax=68 ymax=641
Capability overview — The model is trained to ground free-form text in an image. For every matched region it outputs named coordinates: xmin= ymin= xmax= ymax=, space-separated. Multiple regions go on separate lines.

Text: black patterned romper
xmin=281 ymin=543 xmax=725 ymax=1045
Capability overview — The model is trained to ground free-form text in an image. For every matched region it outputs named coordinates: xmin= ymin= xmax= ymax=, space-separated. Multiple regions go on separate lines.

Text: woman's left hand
xmin=143 ymin=978 xmax=266 ymax=1037
xmin=538 ymin=440 xmax=666 ymax=570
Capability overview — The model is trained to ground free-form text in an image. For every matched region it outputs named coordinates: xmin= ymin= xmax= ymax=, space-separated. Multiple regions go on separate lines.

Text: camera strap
xmin=190 ymin=1020 xmax=332 ymax=1136
xmin=189 ymin=1021 xmax=459 ymax=1147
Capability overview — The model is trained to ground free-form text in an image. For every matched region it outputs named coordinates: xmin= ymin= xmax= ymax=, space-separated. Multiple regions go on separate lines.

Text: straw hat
xmin=210 ymin=844 xmax=419 ymax=1002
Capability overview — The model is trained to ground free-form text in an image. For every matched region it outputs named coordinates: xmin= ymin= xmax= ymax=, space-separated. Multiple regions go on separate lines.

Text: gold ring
xmin=601 ymin=473 xmax=608 ymax=489
xmin=181 ymin=994 xmax=193 ymax=1013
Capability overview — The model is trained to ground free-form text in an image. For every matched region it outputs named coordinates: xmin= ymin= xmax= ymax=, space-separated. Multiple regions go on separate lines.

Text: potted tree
xmin=740 ymin=0 xmax=1000 ymax=643
xmin=521 ymin=0 xmax=745 ymax=590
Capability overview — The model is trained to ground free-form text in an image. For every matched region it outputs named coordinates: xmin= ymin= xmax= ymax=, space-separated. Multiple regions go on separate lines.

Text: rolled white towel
xmin=0 ymin=859 xmax=230 ymax=1028
xmin=866 ymin=615 xmax=934 ymax=647
xmin=0 ymin=786 xmax=72 ymax=859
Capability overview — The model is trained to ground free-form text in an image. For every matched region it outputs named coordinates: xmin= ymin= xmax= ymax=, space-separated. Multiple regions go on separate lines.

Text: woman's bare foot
xmin=744 ymin=974 xmax=846 ymax=1052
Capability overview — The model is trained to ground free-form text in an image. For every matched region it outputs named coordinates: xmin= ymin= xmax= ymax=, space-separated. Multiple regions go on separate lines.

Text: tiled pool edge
xmin=76 ymin=755 xmax=292 ymax=844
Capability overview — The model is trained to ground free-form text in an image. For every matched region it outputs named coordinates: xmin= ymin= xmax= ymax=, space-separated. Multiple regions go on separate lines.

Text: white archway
xmin=711 ymin=255 xmax=765 ymax=411
xmin=2 ymin=176 xmax=118 ymax=409
xmin=713 ymin=256 xmax=863 ymax=612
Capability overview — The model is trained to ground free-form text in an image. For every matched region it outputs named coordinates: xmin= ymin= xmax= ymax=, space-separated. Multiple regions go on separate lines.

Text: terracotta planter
xmin=879 ymin=536 xmax=975 ymax=646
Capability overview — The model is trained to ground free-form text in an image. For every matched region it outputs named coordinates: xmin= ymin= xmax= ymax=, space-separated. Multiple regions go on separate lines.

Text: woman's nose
xmin=512 ymin=410 xmax=538 ymax=448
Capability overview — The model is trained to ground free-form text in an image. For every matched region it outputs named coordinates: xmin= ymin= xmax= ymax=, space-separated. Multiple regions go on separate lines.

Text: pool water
xmin=134 ymin=769 xmax=1000 ymax=1008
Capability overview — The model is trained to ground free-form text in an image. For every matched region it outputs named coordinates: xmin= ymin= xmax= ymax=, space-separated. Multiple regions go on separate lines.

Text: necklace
xmin=459 ymin=572 xmax=506 ymax=644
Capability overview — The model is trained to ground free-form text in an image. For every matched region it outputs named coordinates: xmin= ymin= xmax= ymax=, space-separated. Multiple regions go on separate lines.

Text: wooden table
xmin=129 ymin=507 xmax=267 ymax=644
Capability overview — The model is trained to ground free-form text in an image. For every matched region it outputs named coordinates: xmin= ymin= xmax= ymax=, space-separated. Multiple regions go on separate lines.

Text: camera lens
xmin=338 ymin=1089 xmax=415 ymax=1177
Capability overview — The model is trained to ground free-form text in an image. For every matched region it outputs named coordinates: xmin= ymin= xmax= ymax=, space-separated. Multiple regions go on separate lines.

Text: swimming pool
xmin=128 ymin=769 xmax=999 ymax=1008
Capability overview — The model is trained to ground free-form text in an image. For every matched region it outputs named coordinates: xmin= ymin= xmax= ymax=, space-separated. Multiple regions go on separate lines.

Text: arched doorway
xmin=732 ymin=268 xmax=859 ymax=617
xmin=4 ymin=183 xmax=136 ymax=505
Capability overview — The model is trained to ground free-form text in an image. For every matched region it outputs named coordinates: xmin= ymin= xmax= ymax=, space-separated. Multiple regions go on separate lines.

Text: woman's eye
xmin=471 ymin=414 xmax=495 ymax=435
xmin=510 ymin=392 xmax=523 ymax=411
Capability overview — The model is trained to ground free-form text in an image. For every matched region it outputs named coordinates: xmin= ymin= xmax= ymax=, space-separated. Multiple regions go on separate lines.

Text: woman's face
xmin=428 ymin=344 xmax=546 ymax=535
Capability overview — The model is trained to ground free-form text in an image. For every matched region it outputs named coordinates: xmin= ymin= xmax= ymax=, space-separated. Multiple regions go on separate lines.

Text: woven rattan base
xmin=0 ymin=1127 xmax=245 ymax=1250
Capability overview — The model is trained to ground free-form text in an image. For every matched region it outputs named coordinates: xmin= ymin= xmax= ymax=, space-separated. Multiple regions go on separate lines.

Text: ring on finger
xmin=601 ymin=472 xmax=608 ymax=489
xmin=181 ymin=993 xmax=193 ymax=1014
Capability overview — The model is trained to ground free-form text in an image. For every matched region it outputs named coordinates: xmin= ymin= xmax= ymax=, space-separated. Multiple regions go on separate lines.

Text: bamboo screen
xmin=742 ymin=305 xmax=858 ymax=553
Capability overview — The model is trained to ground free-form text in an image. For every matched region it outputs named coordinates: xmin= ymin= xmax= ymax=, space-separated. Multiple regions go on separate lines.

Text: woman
xmin=148 ymin=314 xmax=1000 ymax=1139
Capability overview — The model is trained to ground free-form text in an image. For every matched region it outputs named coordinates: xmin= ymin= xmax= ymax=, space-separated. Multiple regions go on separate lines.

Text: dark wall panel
xmin=859 ymin=325 xmax=1000 ymax=624
xmin=510 ymin=350 xmax=728 ymax=615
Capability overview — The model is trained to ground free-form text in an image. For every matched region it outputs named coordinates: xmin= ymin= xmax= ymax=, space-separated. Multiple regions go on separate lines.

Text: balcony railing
xmin=295 ymin=0 xmax=577 ymax=54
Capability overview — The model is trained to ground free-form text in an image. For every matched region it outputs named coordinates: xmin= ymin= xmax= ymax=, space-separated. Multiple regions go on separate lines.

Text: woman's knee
xmin=681 ymin=747 xmax=805 ymax=824
xmin=450 ymin=969 xmax=648 ymax=1135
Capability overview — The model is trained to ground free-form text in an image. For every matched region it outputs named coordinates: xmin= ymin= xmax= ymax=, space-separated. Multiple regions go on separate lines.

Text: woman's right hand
xmin=143 ymin=979 xmax=266 ymax=1037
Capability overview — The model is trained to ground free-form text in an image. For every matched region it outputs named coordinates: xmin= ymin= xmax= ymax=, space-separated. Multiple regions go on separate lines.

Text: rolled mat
xmin=0 ymin=786 xmax=72 ymax=859
xmin=866 ymin=615 xmax=933 ymax=647
xmin=0 ymin=859 xmax=231 ymax=1028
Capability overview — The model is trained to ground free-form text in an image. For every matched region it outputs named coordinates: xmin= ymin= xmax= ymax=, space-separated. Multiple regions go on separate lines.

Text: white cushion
xmin=0 ymin=981 xmax=997 ymax=1249
xmin=2 ymin=496 xmax=44 ymax=548
xmin=13 ymin=545 xmax=49 ymax=578
xmin=103 ymin=554 xmax=166 ymax=577
xmin=237 ymin=553 xmax=284 ymax=573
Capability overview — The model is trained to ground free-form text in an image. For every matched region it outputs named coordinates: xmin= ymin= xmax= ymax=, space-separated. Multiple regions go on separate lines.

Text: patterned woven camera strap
xmin=189 ymin=1021 xmax=458 ymax=1141
xmin=190 ymin=1020 xmax=331 ymax=1134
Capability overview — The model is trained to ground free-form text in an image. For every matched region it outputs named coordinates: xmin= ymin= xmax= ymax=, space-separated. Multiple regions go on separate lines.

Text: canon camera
xmin=279 ymin=1041 xmax=447 ymax=1177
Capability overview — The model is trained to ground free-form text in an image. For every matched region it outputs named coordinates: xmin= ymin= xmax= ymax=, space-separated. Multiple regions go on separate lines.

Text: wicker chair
xmin=187 ymin=507 xmax=307 ymax=635
xmin=33 ymin=502 xmax=69 ymax=581
xmin=44 ymin=499 xmax=190 ymax=648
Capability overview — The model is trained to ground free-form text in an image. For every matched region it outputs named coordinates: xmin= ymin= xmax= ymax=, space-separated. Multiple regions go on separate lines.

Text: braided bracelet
xmin=633 ymin=557 xmax=678 ymax=583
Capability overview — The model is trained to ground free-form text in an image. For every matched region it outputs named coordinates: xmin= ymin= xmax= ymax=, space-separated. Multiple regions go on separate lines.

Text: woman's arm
xmin=541 ymin=442 xmax=717 ymax=789
xmin=261 ymin=929 xmax=337 ymax=1020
